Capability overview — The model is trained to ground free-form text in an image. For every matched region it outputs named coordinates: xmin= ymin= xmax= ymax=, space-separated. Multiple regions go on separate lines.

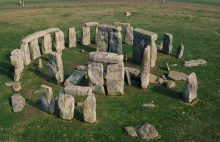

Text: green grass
xmin=170 ymin=0 xmax=220 ymax=6
xmin=0 ymin=1 xmax=220 ymax=142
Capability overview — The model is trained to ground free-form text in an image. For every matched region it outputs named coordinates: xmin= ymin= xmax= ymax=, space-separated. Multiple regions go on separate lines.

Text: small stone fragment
xmin=84 ymin=93 xmax=96 ymax=123
xmin=11 ymin=94 xmax=25 ymax=112
xmin=166 ymin=62 xmax=170 ymax=71
xmin=76 ymin=65 xmax=87 ymax=71
xmin=64 ymin=71 xmax=85 ymax=86
xmin=125 ymin=11 xmax=131 ymax=17
xmin=161 ymin=75 xmax=168 ymax=80
xmin=142 ymin=103 xmax=155 ymax=108
xmin=137 ymin=124 xmax=159 ymax=140
xmin=176 ymin=44 xmax=184 ymax=58
xmin=156 ymin=77 xmax=165 ymax=85
xmin=38 ymin=58 xmax=42 ymax=69
xmin=12 ymin=82 xmax=22 ymax=92
xmin=76 ymin=102 xmax=84 ymax=107
xmin=149 ymin=73 xmax=159 ymax=84
xmin=124 ymin=126 xmax=138 ymax=137
xmin=166 ymin=80 xmax=176 ymax=88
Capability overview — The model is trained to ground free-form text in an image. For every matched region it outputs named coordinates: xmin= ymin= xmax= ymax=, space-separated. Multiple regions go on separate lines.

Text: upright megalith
xmin=81 ymin=26 xmax=90 ymax=45
xmin=20 ymin=43 xmax=31 ymax=65
xmin=125 ymin=26 xmax=133 ymax=45
xmin=89 ymin=52 xmax=123 ymax=64
xmin=40 ymin=85 xmax=55 ymax=114
xmin=68 ymin=27 xmax=77 ymax=48
xmin=10 ymin=49 xmax=24 ymax=81
xmin=83 ymin=93 xmax=96 ymax=123
xmin=106 ymin=63 xmax=124 ymax=95
xmin=29 ymin=38 xmax=41 ymax=60
xmin=58 ymin=90 xmax=75 ymax=120
xmin=55 ymin=30 xmax=65 ymax=54
xmin=162 ymin=33 xmax=173 ymax=54
xmin=109 ymin=31 xmax=122 ymax=55
xmin=183 ymin=72 xmax=198 ymax=102
xmin=96 ymin=29 xmax=108 ymax=52
xmin=176 ymin=44 xmax=184 ymax=58
xmin=88 ymin=62 xmax=105 ymax=95
xmin=141 ymin=46 xmax=151 ymax=89
xmin=42 ymin=33 xmax=52 ymax=54
xmin=48 ymin=52 xmax=64 ymax=83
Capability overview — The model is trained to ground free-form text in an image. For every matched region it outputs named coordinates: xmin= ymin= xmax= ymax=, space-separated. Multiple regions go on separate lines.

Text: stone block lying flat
xmin=134 ymin=28 xmax=158 ymax=41
xmin=64 ymin=85 xmax=92 ymax=96
xmin=89 ymin=52 xmax=123 ymax=64
xmin=64 ymin=71 xmax=85 ymax=86
xmin=85 ymin=22 xmax=99 ymax=27
xmin=113 ymin=22 xmax=130 ymax=27
xmin=168 ymin=70 xmax=188 ymax=81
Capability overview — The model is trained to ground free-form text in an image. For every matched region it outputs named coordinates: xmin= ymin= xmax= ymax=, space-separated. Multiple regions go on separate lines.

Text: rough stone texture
xmin=84 ymin=93 xmax=96 ymax=123
xmin=113 ymin=22 xmax=130 ymax=27
xmin=109 ymin=31 xmax=122 ymax=55
xmin=137 ymin=124 xmax=159 ymax=140
xmin=68 ymin=27 xmax=77 ymax=48
xmin=150 ymin=40 xmax=157 ymax=68
xmin=38 ymin=58 xmax=42 ymax=69
xmin=98 ymin=24 xmax=122 ymax=32
xmin=166 ymin=62 xmax=170 ymax=71
xmin=88 ymin=62 xmax=105 ymax=95
xmin=166 ymin=80 xmax=176 ymax=88
xmin=149 ymin=73 xmax=158 ymax=84
xmin=64 ymin=85 xmax=92 ymax=96
xmin=76 ymin=65 xmax=87 ymax=71
xmin=55 ymin=31 xmax=65 ymax=53
xmin=96 ymin=30 xmax=108 ymax=52
xmin=5 ymin=82 xmax=17 ymax=87
xmin=125 ymin=26 xmax=133 ymax=45
xmin=11 ymin=94 xmax=25 ymax=112
xmin=81 ymin=26 xmax=90 ymax=45
xmin=176 ymin=44 xmax=184 ymax=58
xmin=183 ymin=72 xmax=198 ymax=102
xmin=141 ymin=46 xmax=151 ymax=89
xmin=184 ymin=59 xmax=207 ymax=67
xmin=124 ymin=126 xmax=138 ymax=137
xmin=89 ymin=52 xmax=123 ymax=64
xmin=85 ymin=22 xmax=99 ymax=27
xmin=58 ymin=91 xmax=75 ymax=120
xmin=156 ymin=42 xmax=163 ymax=51
xmin=40 ymin=85 xmax=55 ymax=114
xmin=106 ymin=63 xmax=124 ymax=95
xmin=162 ymin=33 xmax=173 ymax=54
xmin=133 ymin=28 xmax=158 ymax=41
xmin=12 ymin=82 xmax=22 ymax=92
xmin=124 ymin=67 xmax=140 ymax=78
xmin=64 ymin=71 xmax=85 ymax=86
xmin=29 ymin=38 xmax=41 ymax=60
xmin=48 ymin=52 xmax=64 ymax=83
xmin=133 ymin=37 xmax=146 ymax=64
xmin=42 ymin=33 xmax=52 ymax=54
xmin=20 ymin=43 xmax=31 ymax=65
xmin=156 ymin=77 xmax=165 ymax=85
xmin=10 ymin=49 xmax=24 ymax=81
xmin=125 ymin=69 xmax=131 ymax=85
xmin=125 ymin=11 xmax=131 ymax=17
xmin=168 ymin=70 xmax=188 ymax=81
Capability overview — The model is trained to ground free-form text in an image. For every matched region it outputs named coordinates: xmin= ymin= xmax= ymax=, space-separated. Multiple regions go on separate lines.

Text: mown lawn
xmin=0 ymin=1 xmax=220 ymax=142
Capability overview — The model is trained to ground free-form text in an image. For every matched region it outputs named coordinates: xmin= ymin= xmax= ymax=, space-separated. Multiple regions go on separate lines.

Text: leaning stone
xmin=38 ymin=58 xmax=42 ymax=69
xmin=183 ymin=72 xmax=198 ymax=102
xmin=55 ymin=30 xmax=65 ymax=52
xmin=64 ymin=71 xmax=85 ymax=86
xmin=166 ymin=80 xmax=176 ymax=88
xmin=84 ymin=93 xmax=96 ymax=123
xmin=176 ymin=44 xmax=184 ymax=58
xmin=12 ymin=82 xmax=22 ymax=92
xmin=124 ymin=126 xmax=138 ymax=137
xmin=162 ymin=33 xmax=173 ymax=54
xmin=42 ymin=33 xmax=52 ymax=54
xmin=81 ymin=26 xmax=90 ymax=45
xmin=96 ymin=30 xmax=109 ymax=52
xmin=166 ymin=62 xmax=170 ymax=71
xmin=125 ymin=26 xmax=133 ymax=45
xmin=125 ymin=11 xmax=131 ymax=17
xmin=141 ymin=46 xmax=151 ymax=89
xmin=29 ymin=38 xmax=41 ymax=60
xmin=89 ymin=52 xmax=123 ymax=64
xmin=85 ymin=22 xmax=99 ymax=27
xmin=168 ymin=70 xmax=188 ymax=81
xmin=184 ymin=59 xmax=207 ymax=67
xmin=40 ymin=85 xmax=55 ymax=114
xmin=68 ymin=27 xmax=77 ymax=48
xmin=125 ymin=69 xmax=131 ymax=85
xmin=109 ymin=31 xmax=122 ymax=55
xmin=20 ymin=43 xmax=31 ymax=65
xmin=149 ymin=73 xmax=159 ymax=84
xmin=124 ymin=67 xmax=140 ymax=78
xmin=64 ymin=85 xmax=92 ymax=96
xmin=58 ymin=91 xmax=75 ymax=120
xmin=137 ymin=124 xmax=159 ymax=140
xmin=11 ymin=94 xmax=25 ymax=112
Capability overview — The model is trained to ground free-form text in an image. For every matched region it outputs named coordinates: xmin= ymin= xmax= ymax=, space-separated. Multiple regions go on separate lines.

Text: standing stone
xmin=88 ymin=62 xmax=105 ymax=95
xmin=20 ymin=43 xmax=31 ymax=65
xmin=162 ymin=33 xmax=173 ymax=54
xmin=58 ymin=91 xmax=75 ymax=120
xmin=150 ymin=40 xmax=157 ymax=68
xmin=133 ymin=37 xmax=145 ymax=64
xmin=84 ymin=93 xmax=96 ymax=123
xmin=137 ymin=124 xmax=159 ymax=140
xmin=64 ymin=71 xmax=85 ymax=86
xmin=95 ymin=26 xmax=99 ymax=43
xmin=55 ymin=30 xmax=65 ymax=54
xmin=29 ymin=38 xmax=41 ymax=60
xmin=183 ymin=72 xmax=198 ymax=102
xmin=81 ymin=26 xmax=90 ymax=45
xmin=40 ymin=85 xmax=55 ymax=114
xmin=125 ymin=69 xmax=131 ymax=85
xmin=96 ymin=30 xmax=108 ymax=52
xmin=125 ymin=26 xmax=133 ymax=45
xmin=141 ymin=46 xmax=151 ymax=89
xmin=106 ymin=63 xmax=124 ymax=95
xmin=176 ymin=44 xmax=184 ymax=58
xmin=11 ymin=94 xmax=25 ymax=112
xmin=68 ymin=27 xmax=77 ymax=48
xmin=38 ymin=58 xmax=42 ymax=69
xmin=42 ymin=33 xmax=52 ymax=54
xmin=10 ymin=49 xmax=24 ymax=81
xmin=48 ymin=52 xmax=64 ymax=83
xmin=109 ymin=31 xmax=122 ymax=55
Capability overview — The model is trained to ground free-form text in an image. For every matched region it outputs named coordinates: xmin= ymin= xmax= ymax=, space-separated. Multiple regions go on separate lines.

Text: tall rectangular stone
xmin=29 ymin=38 xmax=41 ymax=60
xmin=96 ymin=30 xmax=108 ymax=52
xmin=55 ymin=31 xmax=65 ymax=53
xmin=68 ymin=27 xmax=77 ymax=48
xmin=20 ymin=43 xmax=31 ymax=65
xmin=81 ymin=26 xmax=90 ymax=45
xmin=133 ymin=37 xmax=146 ymax=64
xmin=141 ymin=46 xmax=151 ymax=89
xmin=109 ymin=31 xmax=122 ymax=55
xmin=84 ymin=93 xmax=96 ymax=123
xmin=150 ymin=41 xmax=157 ymax=68
xmin=125 ymin=26 xmax=133 ymax=45
xmin=42 ymin=33 xmax=52 ymax=54
xmin=162 ymin=33 xmax=173 ymax=54
xmin=40 ymin=85 xmax=55 ymax=114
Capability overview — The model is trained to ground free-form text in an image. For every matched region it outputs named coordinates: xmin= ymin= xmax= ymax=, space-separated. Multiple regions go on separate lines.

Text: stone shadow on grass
xmin=74 ymin=109 xmax=84 ymax=122
xmin=26 ymin=98 xmax=42 ymax=110
xmin=77 ymin=41 xmax=96 ymax=52
xmin=0 ymin=61 xmax=14 ymax=80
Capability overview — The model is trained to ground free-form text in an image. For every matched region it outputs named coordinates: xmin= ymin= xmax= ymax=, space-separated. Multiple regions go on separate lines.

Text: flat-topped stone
xmin=64 ymin=85 xmax=92 ymax=96
xmin=98 ymin=24 xmax=122 ymax=32
xmin=85 ymin=22 xmax=99 ymax=27
xmin=134 ymin=28 xmax=158 ymax=41
xmin=168 ymin=70 xmax=188 ymax=81
xmin=89 ymin=52 xmax=123 ymax=64
xmin=113 ymin=22 xmax=130 ymax=27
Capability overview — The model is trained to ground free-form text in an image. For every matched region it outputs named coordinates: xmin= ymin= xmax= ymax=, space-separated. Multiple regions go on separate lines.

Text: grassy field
xmin=0 ymin=0 xmax=220 ymax=141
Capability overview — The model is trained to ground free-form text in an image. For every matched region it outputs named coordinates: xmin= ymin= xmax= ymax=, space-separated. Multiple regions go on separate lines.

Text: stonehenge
xmin=42 ymin=33 xmax=52 ymax=54
xmin=81 ymin=22 xmax=99 ymax=45
xmin=68 ymin=27 xmax=77 ymax=48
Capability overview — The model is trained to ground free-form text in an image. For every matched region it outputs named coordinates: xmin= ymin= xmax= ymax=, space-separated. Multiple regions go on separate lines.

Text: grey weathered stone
xmin=113 ymin=22 xmax=130 ymax=27
xmin=5 ymin=81 xmax=17 ymax=87
xmin=133 ymin=28 xmax=158 ymax=41
xmin=11 ymin=94 xmax=25 ymax=112
xmin=109 ymin=31 xmax=122 ymax=55
xmin=124 ymin=67 xmax=140 ymax=78
xmin=20 ymin=43 xmax=31 ymax=65
xmin=38 ymin=58 xmax=42 ymax=69
xmin=168 ymin=70 xmax=188 ymax=81
xmin=137 ymin=124 xmax=159 ymax=140
xmin=125 ymin=11 xmax=131 ymax=17
xmin=106 ymin=63 xmax=124 ymax=95
xmin=29 ymin=38 xmax=41 ymax=60
xmin=68 ymin=27 xmax=77 ymax=48
xmin=133 ymin=37 xmax=146 ymax=64
xmin=81 ymin=26 xmax=90 ymax=45
xmin=96 ymin=30 xmax=108 ymax=52
xmin=183 ymin=72 xmax=198 ymax=102
xmin=64 ymin=71 xmax=85 ymax=86
xmin=156 ymin=41 xmax=163 ymax=51
xmin=162 ymin=33 xmax=173 ymax=54
xmin=55 ymin=31 xmax=65 ymax=53
xmin=176 ymin=44 xmax=184 ymax=58
xmin=64 ymin=85 xmax=92 ymax=96
xmin=125 ymin=69 xmax=131 ymax=85
xmin=95 ymin=26 xmax=99 ymax=43
xmin=98 ymin=24 xmax=122 ymax=32
xmin=48 ymin=52 xmax=64 ymax=83
xmin=84 ymin=93 xmax=96 ymax=123
xmin=76 ymin=65 xmax=87 ymax=71
xmin=184 ymin=59 xmax=207 ymax=67
xmin=141 ymin=46 xmax=151 ymax=89
xmin=58 ymin=91 xmax=75 ymax=120
xmin=42 ymin=33 xmax=52 ymax=54
xmin=166 ymin=62 xmax=170 ymax=71
xmin=85 ymin=22 xmax=99 ymax=27
xmin=124 ymin=126 xmax=138 ymax=137
xmin=166 ymin=80 xmax=176 ymax=88
xmin=150 ymin=40 xmax=157 ymax=68
xmin=88 ymin=62 xmax=105 ymax=95
xmin=156 ymin=77 xmax=165 ymax=85
xmin=89 ymin=52 xmax=123 ymax=64
xmin=11 ymin=82 xmax=22 ymax=92
xmin=40 ymin=85 xmax=55 ymax=114
xmin=149 ymin=73 xmax=158 ymax=84
xmin=125 ymin=26 xmax=133 ymax=45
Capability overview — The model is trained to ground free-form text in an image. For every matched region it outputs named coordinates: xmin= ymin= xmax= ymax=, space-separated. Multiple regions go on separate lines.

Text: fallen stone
xmin=156 ymin=77 xmax=165 ymax=85
xmin=84 ymin=93 xmax=96 ymax=123
xmin=176 ymin=44 xmax=184 ymax=58
xmin=141 ymin=46 xmax=151 ymax=89
xmin=85 ymin=22 xmax=99 ymax=27
xmin=124 ymin=126 xmax=138 ymax=137
xmin=5 ymin=81 xmax=17 ymax=87
xmin=29 ymin=38 xmax=41 ymax=60
xmin=170 ymin=64 xmax=177 ymax=66
xmin=89 ymin=52 xmax=123 ymax=64
xmin=12 ymin=82 xmax=22 ymax=92
xmin=168 ymin=70 xmax=188 ymax=81
xmin=137 ymin=124 xmax=159 ymax=140
xmin=76 ymin=65 xmax=87 ymax=71
xmin=166 ymin=62 xmax=170 ymax=71
xmin=162 ymin=33 xmax=173 ymax=54
xmin=64 ymin=85 xmax=92 ymax=96
xmin=125 ymin=67 xmax=140 ymax=78
xmin=64 ymin=71 xmax=85 ymax=86
xmin=11 ymin=94 xmax=25 ymax=112
xmin=125 ymin=11 xmax=131 ymax=17
xmin=161 ymin=75 xmax=168 ymax=80
xmin=149 ymin=73 xmax=158 ymax=84
xmin=166 ymin=80 xmax=176 ymax=88
xmin=40 ymin=85 xmax=55 ymax=114
xmin=184 ymin=59 xmax=207 ymax=67
xmin=142 ymin=103 xmax=155 ymax=108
